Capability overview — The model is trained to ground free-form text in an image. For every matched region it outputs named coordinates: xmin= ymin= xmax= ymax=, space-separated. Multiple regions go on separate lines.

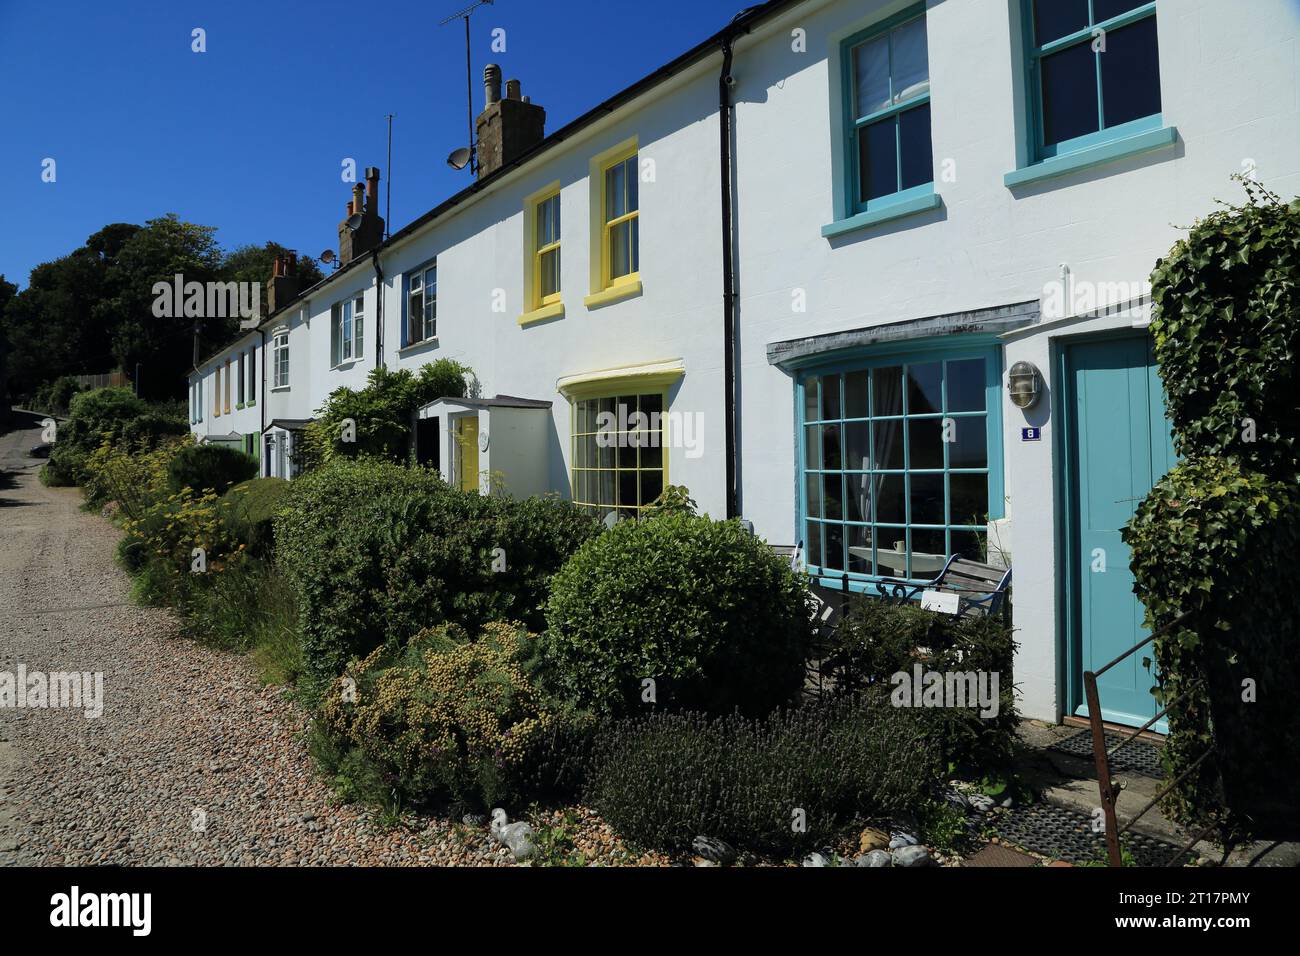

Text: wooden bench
xmin=874 ymin=555 xmax=1012 ymax=619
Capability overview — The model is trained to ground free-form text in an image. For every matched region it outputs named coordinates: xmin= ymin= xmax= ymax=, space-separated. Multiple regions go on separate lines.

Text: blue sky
xmin=0 ymin=0 xmax=745 ymax=288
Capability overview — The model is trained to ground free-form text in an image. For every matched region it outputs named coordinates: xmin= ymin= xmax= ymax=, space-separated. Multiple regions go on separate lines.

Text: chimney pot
xmin=506 ymin=78 xmax=521 ymax=101
xmin=365 ymin=166 xmax=380 ymax=207
xmin=484 ymin=64 xmax=502 ymax=108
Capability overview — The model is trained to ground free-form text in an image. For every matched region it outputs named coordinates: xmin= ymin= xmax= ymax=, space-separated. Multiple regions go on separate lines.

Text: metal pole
xmin=385 ymin=113 xmax=393 ymax=240
xmin=1084 ymin=670 xmax=1125 ymax=866
xmin=465 ymin=15 xmax=474 ymax=173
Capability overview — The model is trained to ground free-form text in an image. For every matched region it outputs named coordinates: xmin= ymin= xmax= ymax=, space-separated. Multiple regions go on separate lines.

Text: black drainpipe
xmin=719 ymin=25 xmax=740 ymax=519
xmin=371 ymin=246 xmax=385 ymax=369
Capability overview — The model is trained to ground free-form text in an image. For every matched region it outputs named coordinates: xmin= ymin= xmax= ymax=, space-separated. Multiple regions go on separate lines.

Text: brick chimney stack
xmin=338 ymin=166 xmax=385 ymax=265
xmin=267 ymin=251 xmax=300 ymax=315
xmin=475 ymin=65 xmax=545 ymax=180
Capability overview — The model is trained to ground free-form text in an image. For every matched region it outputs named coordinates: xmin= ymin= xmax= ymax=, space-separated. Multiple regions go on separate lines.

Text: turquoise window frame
xmin=1021 ymin=0 xmax=1162 ymax=163
xmin=795 ymin=338 xmax=1004 ymax=592
xmin=839 ymin=3 xmax=934 ymax=220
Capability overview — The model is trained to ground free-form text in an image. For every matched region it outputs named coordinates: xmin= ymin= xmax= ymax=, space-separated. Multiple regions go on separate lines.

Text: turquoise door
xmin=1065 ymin=335 xmax=1176 ymax=732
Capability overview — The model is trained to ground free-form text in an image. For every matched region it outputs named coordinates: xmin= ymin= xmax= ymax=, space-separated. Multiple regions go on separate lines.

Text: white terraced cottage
xmin=188 ymin=0 xmax=1300 ymax=730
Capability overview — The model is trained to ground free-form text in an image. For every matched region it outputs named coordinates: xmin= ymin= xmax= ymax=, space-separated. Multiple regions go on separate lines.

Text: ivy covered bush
xmin=543 ymin=513 xmax=815 ymax=717
xmin=825 ymin=596 xmax=1018 ymax=772
xmin=317 ymin=621 xmax=573 ymax=810
xmin=275 ymin=457 xmax=600 ymax=698
xmin=1126 ymin=181 xmax=1300 ymax=837
xmin=586 ymin=692 xmax=940 ymax=855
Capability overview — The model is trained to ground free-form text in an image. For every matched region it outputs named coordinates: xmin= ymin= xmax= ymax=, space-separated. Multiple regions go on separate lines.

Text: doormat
xmin=993 ymin=801 xmax=1183 ymax=867
xmin=1048 ymin=729 xmax=1164 ymax=779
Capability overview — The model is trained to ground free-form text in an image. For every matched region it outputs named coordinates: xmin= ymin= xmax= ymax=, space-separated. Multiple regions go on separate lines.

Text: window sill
xmin=1004 ymin=125 xmax=1178 ymax=188
xmin=246 ymin=400 xmax=256 ymax=407
xmin=821 ymin=192 xmax=943 ymax=240
xmin=584 ymin=279 xmax=642 ymax=310
xmin=236 ymin=403 xmax=246 ymax=410
xmin=398 ymin=338 xmax=439 ymax=356
xmin=519 ymin=302 xmax=565 ymax=326
xmin=270 ymin=386 xmax=290 ymax=393
xmin=331 ymin=358 xmax=362 ymax=372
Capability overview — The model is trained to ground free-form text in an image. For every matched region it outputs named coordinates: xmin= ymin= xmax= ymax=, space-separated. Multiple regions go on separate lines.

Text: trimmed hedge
xmin=167 ymin=443 xmax=257 ymax=496
xmin=586 ymin=692 xmax=941 ymax=855
xmin=275 ymin=457 xmax=600 ymax=698
xmin=543 ymin=513 xmax=815 ymax=717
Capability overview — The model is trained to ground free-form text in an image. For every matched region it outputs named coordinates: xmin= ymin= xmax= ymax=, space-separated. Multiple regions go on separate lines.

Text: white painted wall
xmin=186 ymin=0 xmax=1300 ymax=723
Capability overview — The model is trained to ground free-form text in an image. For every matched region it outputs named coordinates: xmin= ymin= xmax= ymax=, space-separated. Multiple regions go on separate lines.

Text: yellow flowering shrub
xmin=319 ymin=622 xmax=558 ymax=806
xmin=82 ymin=435 xmax=192 ymax=518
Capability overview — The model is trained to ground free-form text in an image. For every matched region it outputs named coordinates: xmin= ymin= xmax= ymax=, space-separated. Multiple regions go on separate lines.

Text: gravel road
xmin=0 ymin=413 xmax=559 ymax=866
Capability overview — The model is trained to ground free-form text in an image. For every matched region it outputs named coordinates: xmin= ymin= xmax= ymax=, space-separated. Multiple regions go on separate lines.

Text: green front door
xmin=1065 ymin=335 xmax=1176 ymax=732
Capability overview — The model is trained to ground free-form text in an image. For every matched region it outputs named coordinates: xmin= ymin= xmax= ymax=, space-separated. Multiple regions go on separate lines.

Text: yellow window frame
xmin=520 ymin=181 xmax=565 ymax=326
xmin=585 ymin=137 xmax=643 ymax=309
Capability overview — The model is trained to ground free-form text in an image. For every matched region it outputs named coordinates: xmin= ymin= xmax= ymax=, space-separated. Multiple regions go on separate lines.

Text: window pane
xmin=1100 ymin=16 xmax=1161 ymax=128
xmin=1040 ymin=41 xmax=1100 ymax=146
xmin=949 ymin=420 xmax=988 ymax=470
xmin=824 ymin=523 xmax=844 ymax=571
xmin=821 ymin=424 xmax=842 ymax=470
xmin=858 ymin=119 xmax=898 ymax=202
xmin=630 ymin=216 xmax=639 ymax=273
xmin=898 ymin=103 xmax=934 ymax=190
xmin=908 ymin=418 xmax=945 ymax=469
xmin=641 ymin=393 xmax=662 ymax=418
xmin=873 ymin=366 xmax=904 ymax=416
xmin=541 ymin=248 xmax=560 ymax=298
xmin=891 ymin=17 xmax=929 ymax=103
xmin=606 ymin=164 xmax=625 ymax=220
xmin=951 ymin=529 xmax=988 ymax=564
xmin=626 ymin=158 xmax=639 ymax=212
xmin=599 ymin=470 xmax=615 ymax=506
xmin=852 ymin=34 xmax=891 ymax=118
xmin=618 ymin=470 xmax=637 ymax=509
xmin=823 ymin=473 xmax=843 ymax=521
xmin=610 ymin=221 xmax=632 ymax=279
xmin=617 ymin=438 xmax=636 ymax=469
xmin=805 ymin=425 xmax=820 ymax=469
xmin=409 ymin=292 xmax=423 ymax=341
xmin=950 ymin=473 xmax=990 ymax=526
xmin=911 ymin=473 xmax=945 ymax=525
xmin=844 ymin=422 xmax=870 ymax=472
xmin=1093 ymin=0 xmax=1148 ymax=23
xmin=805 ymin=521 xmax=823 ymax=568
xmin=641 ymin=441 xmax=662 ymax=470
xmin=844 ymin=371 xmax=869 ymax=418
xmin=875 ymin=473 xmax=906 ymax=523
xmin=806 ymin=473 xmax=822 ymax=519
xmin=1033 ymin=0 xmax=1089 ymax=46
xmin=873 ymin=419 xmax=904 ymax=470
xmin=845 ymin=473 xmax=871 ymax=524
xmin=640 ymin=470 xmax=663 ymax=506
xmin=912 ymin=528 xmax=947 ymax=570
xmin=847 ymin=524 xmax=873 ymax=575
xmin=907 ymin=362 xmax=942 ymax=414
xmin=820 ymin=373 xmax=841 ymax=420
xmin=877 ymin=530 xmax=907 ymax=575
xmin=946 ymin=359 xmax=985 ymax=412
xmin=803 ymin=377 xmax=819 ymax=423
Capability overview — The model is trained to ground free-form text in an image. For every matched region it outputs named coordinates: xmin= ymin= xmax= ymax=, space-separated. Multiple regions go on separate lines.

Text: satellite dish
xmin=319 ymin=249 xmax=336 ymax=265
xmin=346 ymin=213 xmax=365 ymax=233
xmin=447 ymin=147 xmax=472 ymax=171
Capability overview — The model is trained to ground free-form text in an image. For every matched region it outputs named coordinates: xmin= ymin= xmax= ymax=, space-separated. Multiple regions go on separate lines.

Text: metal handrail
xmin=1081 ymin=609 xmax=1219 ymax=867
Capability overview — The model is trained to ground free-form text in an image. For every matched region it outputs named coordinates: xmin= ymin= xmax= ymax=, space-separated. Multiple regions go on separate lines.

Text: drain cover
xmin=1049 ymin=729 xmax=1164 ymax=779
xmin=994 ymin=802 xmax=1183 ymax=867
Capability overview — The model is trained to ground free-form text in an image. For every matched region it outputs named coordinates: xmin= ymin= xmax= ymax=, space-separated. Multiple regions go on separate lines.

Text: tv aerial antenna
xmin=440 ymin=0 xmax=494 ymax=174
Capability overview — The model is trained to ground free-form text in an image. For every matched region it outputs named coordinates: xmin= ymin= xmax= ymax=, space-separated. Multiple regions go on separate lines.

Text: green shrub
xmin=824 ymin=595 xmax=1018 ymax=772
xmin=167 ymin=443 xmax=257 ymax=496
xmin=43 ymin=387 xmax=186 ymax=486
xmin=220 ymin=477 xmax=290 ymax=557
xmin=317 ymin=621 xmax=565 ymax=810
xmin=36 ymin=376 xmax=87 ymax=415
xmin=543 ymin=513 xmax=814 ymax=717
xmin=586 ymin=692 xmax=940 ymax=854
xmin=299 ymin=360 xmax=472 ymax=470
xmin=275 ymin=457 xmax=600 ymax=698
xmin=1124 ymin=457 xmax=1300 ymax=836
xmin=181 ymin=559 xmax=299 ymax=660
